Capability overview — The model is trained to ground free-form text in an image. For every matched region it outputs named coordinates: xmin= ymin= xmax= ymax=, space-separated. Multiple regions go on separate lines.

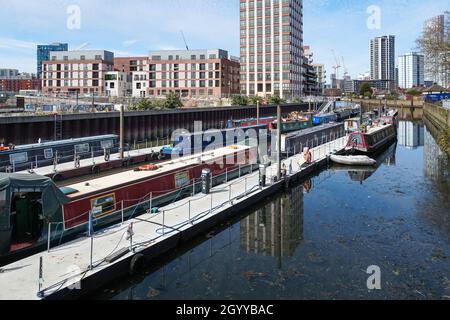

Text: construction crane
xmin=180 ymin=31 xmax=189 ymax=51
xmin=331 ymin=50 xmax=341 ymax=80
xmin=341 ymin=56 xmax=349 ymax=79
xmin=75 ymin=42 xmax=90 ymax=50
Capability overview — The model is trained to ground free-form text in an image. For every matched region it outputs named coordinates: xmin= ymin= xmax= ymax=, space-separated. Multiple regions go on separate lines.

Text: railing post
xmin=225 ymin=168 xmax=228 ymax=183
xmin=121 ymin=200 xmax=124 ymax=225
xmin=189 ymin=200 xmax=192 ymax=225
xmin=210 ymin=193 xmax=213 ymax=213
xmin=246 ymin=177 xmax=249 ymax=196
xmin=239 ymin=165 xmax=241 ymax=178
xmin=47 ymin=223 xmax=51 ymax=253
xmin=162 ymin=210 xmax=165 ymax=236
xmin=192 ymin=180 xmax=196 ymax=196
xmin=149 ymin=192 xmax=153 ymax=214
xmin=37 ymin=257 xmax=44 ymax=298
xmin=229 ymin=184 xmax=232 ymax=203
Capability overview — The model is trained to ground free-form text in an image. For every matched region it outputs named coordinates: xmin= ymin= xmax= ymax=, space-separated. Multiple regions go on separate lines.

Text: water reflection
xmin=398 ymin=121 xmax=424 ymax=149
xmin=330 ymin=143 xmax=397 ymax=183
xmin=92 ymin=121 xmax=450 ymax=300
xmin=240 ymin=185 xmax=304 ymax=267
xmin=424 ymin=128 xmax=450 ymax=183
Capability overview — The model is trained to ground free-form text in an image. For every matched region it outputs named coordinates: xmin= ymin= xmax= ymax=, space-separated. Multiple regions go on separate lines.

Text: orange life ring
xmin=0 ymin=146 xmax=9 ymax=152
xmin=138 ymin=164 xmax=159 ymax=171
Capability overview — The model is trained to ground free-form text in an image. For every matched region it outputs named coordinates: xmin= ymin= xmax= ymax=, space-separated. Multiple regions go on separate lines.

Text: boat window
xmin=75 ymin=143 xmax=90 ymax=155
xmin=0 ymin=189 xmax=7 ymax=227
xmin=100 ymin=140 xmax=113 ymax=150
xmin=44 ymin=148 xmax=54 ymax=160
xmin=350 ymin=134 xmax=363 ymax=146
xmin=91 ymin=193 xmax=116 ymax=217
xmin=9 ymin=152 xmax=28 ymax=165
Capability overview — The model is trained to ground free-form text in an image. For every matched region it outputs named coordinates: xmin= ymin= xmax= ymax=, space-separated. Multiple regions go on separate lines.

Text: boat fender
xmin=129 ymin=253 xmax=145 ymax=276
xmin=92 ymin=165 xmax=101 ymax=174
xmin=74 ymin=157 xmax=81 ymax=168
xmin=104 ymin=153 xmax=110 ymax=162
xmin=152 ymin=152 xmax=159 ymax=161
xmin=52 ymin=173 xmax=63 ymax=182
xmin=122 ymin=159 xmax=130 ymax=167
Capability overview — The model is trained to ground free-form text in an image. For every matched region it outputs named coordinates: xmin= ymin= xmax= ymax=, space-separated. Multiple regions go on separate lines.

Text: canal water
xmin=93 ymin=121 xmax=450 ymax=300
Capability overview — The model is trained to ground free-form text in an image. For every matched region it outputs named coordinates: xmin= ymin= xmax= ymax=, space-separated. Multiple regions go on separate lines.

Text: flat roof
xmin=66 ymin=144 xmax=250 ymax=198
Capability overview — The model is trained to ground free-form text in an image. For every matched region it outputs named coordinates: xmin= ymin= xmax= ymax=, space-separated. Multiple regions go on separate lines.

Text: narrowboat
xmin=0 ymin=135 xmax=120 ymax=173
xmin=269 ymin=116 xmax=313 ymax=133
xmin=312 ymin=113 xmax=338 ymax=126
xmin=345 ymin=123 xmax=397 ymax=155
xmin=0 ymin=144 xmax=253 ymax=263
xmin=227 ymin=117 xmax=276 ymax=128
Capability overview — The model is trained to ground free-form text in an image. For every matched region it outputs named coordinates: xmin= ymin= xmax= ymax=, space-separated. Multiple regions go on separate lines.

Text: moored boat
xmin=330 ymin=155 xmax=377 ymax=166
xmin=0 ymin=144 xmax=253 ymax=264
xmin=345 ymin=123 xmax=397 ymax=155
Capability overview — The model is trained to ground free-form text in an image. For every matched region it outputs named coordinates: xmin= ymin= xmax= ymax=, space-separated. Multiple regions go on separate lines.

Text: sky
xmin=0 ymin=0 xmax=448 ymax=81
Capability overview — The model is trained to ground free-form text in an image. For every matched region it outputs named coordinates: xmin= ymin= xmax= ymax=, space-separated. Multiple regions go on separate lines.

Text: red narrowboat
xmin=345 ymin=124 xmax=397 ymax=155
xmin=62 ymin=145 xmax=253 ymax=230
xmin=0 ymin=145 xmax=254 ymax=261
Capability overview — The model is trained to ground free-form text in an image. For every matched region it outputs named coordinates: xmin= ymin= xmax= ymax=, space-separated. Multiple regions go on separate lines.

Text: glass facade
xmin=37 ymin=43 xmax=68 ymax=79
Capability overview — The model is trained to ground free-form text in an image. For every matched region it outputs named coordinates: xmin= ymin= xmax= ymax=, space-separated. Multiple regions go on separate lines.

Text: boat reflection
xmin=240 ymin=185 xmax=304 ymax=267
xmin=331 ymin=142 xmax=397 ymax=183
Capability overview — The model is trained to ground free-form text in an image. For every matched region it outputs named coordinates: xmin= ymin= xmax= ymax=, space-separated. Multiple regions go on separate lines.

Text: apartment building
xmin=370 ymin=35 xmax=396 ymax=81
xmin=41 ymin=50 xmax=114 ymax=95
xmin=104 ymin=71 xmax=130 ymax=97
xmin=0 ymin=69 xmax=41 ymax=92
xmin=240 ymin=0 xmax=304 ymax=99
xmin=130 ymin=49 xmax=240 ymax=98
xmin=37 ymin=43 xmax=68 ymax=79
xmin=398 ymin=53 xmax=424 ymax=89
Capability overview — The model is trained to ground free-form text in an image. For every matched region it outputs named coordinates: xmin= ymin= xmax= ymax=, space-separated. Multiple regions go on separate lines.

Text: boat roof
xmin=65 ymin=144 xmax=250 ymax=198
xmin=6 ymin=135 xmax=118 ymax=152
xmin=283 ymin=122 xmax=342 ymax=139
xmin=354 ymin=123 xmax=393 ymax=136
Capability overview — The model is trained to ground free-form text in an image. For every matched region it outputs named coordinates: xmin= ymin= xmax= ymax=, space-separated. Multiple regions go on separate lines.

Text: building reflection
xmin=240 ymin=185 xmax=304 ymax=267
xmin=424 ymin=128 xmax=449 ymax=182
xmin=398 ymin=121 xmax=424 ymax=149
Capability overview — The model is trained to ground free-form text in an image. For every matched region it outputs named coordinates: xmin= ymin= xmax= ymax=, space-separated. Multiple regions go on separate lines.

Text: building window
xmin=80 ymin=55 xmax=85 ymax=60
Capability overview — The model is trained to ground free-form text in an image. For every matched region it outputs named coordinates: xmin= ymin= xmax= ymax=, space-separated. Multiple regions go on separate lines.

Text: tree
xmin=231 ymin=95 xmax=248 ymax=106
xmin=416 ymin=18 xmax=450 ymax=86
xmin=268 ymin=95 xmax=286 ymax=105
xmin=164 ymin=91 xmax=183 ymax=109
xmin=406 ymin=88 xmax=422 ymax=97
xmin=359 ymin=82 xmax=373 ymax=98
xmin=249 ymin=96 xmax=264 ymax=105
xmin=130 ymin=98 xmax=154 ymax=111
